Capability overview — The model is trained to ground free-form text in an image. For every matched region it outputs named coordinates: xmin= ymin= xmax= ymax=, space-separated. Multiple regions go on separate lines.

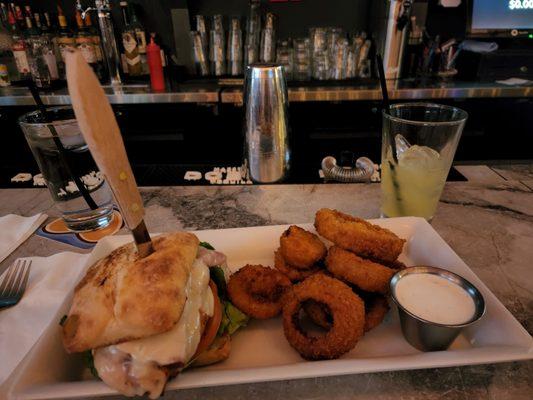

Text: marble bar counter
xmin=0 ymin=164 xmax=532 ymax=400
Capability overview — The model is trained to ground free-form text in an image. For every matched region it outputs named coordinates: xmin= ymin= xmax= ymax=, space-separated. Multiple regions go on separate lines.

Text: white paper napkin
xmin=0 ymin=252 xmax=89 ymax=387
xmin=0 ymin=214 xmax=48 ymax=264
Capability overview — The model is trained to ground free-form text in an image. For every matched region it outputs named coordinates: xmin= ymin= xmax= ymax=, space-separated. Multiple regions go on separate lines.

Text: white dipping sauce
xmin=395 ymin=273 xmax=476 ymax=325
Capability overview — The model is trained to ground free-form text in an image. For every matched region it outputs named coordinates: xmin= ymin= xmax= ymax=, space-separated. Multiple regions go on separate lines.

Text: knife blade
xmin=65 ymin=49 xmax=154 ymax=258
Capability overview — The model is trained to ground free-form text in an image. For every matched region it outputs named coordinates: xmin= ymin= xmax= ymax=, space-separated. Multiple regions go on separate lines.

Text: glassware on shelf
xmin=26 ymin=35 xmax=53 ymax=88
xmin=293 ymin=38 xmax=310 ymax=81
xmin=345 ymin=47 xmax=356 ymax=79
xmin=194 ymin=15 xmax=208 ymax=53
xmin=259 ymin=13 xmax=276 ymax=62
xmin=309 ymin=27 xmax=326 ymax=56
xmin=326 ymin=27 xmax=343 ymax=77
xmin=209 ymin=30 xmax=226 ymax=76
xmin=190 ymin=31 xmax=209 ymax=76
xmin=312 ymin=49 xmax=329 ymax=80
xmin=212 ymin=14 xmax=224 ymax=32
xmin=276 ymin=39 xmax=293 ymax=80
xmin=227 ymin=17 xmax=242 ymax=76
xmin=331 ymin=38 xmax=348 ymax=80
xmin=357 ymin=39 xmax=371 ymax=78
xmin=244 ymin=1 xmax=260 ymax=66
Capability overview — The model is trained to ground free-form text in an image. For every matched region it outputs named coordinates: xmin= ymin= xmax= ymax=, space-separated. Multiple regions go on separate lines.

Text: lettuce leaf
xmin=209 ymin=266 xmax=227 ymax=299
xmin=199 ymin=241 xmax=215 ymax=250
xmin=84 ymin=351 xmax=99 ymax=379
xmin=218 ymin=301 xmax=249 ymax=336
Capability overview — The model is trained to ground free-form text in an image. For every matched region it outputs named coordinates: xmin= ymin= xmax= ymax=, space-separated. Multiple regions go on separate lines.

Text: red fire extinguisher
xmin=146 ymin=33 xmax=165 ymax=92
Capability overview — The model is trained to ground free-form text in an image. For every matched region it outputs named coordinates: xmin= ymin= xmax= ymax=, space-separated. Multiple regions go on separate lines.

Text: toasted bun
xmin=62 ymin=232 xmax=199 ymax=353
xmin=192 ymin=334 xmax=231 ymax=367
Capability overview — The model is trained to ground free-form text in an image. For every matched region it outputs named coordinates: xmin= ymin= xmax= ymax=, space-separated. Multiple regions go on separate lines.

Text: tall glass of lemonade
xmin=381 ymin=103 xmax=468 ymax=221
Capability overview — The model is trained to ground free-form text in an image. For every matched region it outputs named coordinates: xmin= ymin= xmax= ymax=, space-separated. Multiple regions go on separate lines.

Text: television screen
xmin=471 ymin=0 xmax=533 ymax=30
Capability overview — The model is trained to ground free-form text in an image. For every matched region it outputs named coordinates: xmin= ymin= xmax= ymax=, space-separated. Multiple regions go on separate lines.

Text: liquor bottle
xmin=56 ymin=5 xmax=76 ymax=79
xmin=129 ymin=6 xmax=147 ymax=74
xmin=23 ymin=6 xmax=39 ymax=36
xmin=13 ymin=4 xmax=24 ymax=31
xmin=0 ymin=63 xmax=10 ymax=86
xmin=120 ymin=1 xmax=142 ymax=76
xmin=38 ymin=11 xmax=59 ymax=81
xmin=43 ymin=11 xmax=61 ymax=67
xmin=84 ymin=12 xmax=104 ymax=67
xmin=7 ymin=8 xmax=29 ymax=78
xmin=0 ymin=3 xmax=8 ymax=26
xmin=74 ymin=8 xmax=102 ymax=79
xmin=0 ymin=2 xmax=18 ymax=83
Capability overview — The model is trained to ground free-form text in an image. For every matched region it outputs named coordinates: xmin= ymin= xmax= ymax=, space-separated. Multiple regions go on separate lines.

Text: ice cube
xmin=394 ymin=134 xmax=412 ymax=158
xmin=398 ymin=145 xmax=441 ymax=169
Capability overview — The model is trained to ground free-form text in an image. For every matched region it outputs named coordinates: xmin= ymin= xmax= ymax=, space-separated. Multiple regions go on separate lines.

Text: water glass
xmin=381 ymin=103 xmax=468 ymax=221
xmin=19 ymin=107 xmax=114 ymax=231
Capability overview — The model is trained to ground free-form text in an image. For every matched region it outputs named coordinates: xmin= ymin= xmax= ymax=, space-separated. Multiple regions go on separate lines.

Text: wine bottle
xmin=7 ymin=8 xmax=29 ymax=78
xmin=56 ymin=5 xmax=76 ymax=79
xmin=120 ymin=1 xmax=142 ymax=76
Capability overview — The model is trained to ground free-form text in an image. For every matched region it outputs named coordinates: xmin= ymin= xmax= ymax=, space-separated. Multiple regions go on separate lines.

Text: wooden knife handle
xmin=65 ymin=50 xmax=144 ymax=229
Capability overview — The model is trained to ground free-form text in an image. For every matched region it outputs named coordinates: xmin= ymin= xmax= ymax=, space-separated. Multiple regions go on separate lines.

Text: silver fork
xmin=0 ymin=259 xmax=32 ymax=309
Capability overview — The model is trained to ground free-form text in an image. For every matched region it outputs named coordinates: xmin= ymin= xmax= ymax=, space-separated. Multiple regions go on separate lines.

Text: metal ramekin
xmin=390 ymin=266 xmax=486 ymax=352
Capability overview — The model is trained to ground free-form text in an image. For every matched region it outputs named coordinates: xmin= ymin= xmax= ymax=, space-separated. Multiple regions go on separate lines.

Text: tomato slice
xmin=194 ymin=280 xmax=222 ymax=358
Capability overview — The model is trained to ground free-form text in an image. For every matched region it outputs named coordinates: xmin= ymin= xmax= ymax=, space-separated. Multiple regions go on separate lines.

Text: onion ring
xmin=302 ymin=299 xmax=332 ymax=330
xmin=304 ymin=291 xmax=389 ymax=332
xmin=314 ymin=208 xmax=405 ymax=263
xmin=280 ymin=226 xmax=327 ymax=269
xmin=274 ymin=249 xmax=321 ymax=282
xmin=363 ymin=294 xmax=389 ymax=332
xmin=227 ymin=265 xmax=292 ymax=319
xmin=325 ymin=246 xmax=396 ymax=294
xmin=282 ymin=274 xmax=365 ymax=360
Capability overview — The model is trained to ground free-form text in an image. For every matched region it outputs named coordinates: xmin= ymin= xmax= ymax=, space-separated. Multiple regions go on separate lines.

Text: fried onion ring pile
xmin=282 ymin=274 xmax=365 ymax=360
xmin=314 ymin=208 xmax=405 ymax=263
xmin=325 ymin=246 xmax=396 ymax=294
xmin=227 ymin=265 xmax=291 ymax=319
xmin=280 ymin=225 xmax=327 ymax=269
xmin=274 ymin=249 xmax=321 ymax=283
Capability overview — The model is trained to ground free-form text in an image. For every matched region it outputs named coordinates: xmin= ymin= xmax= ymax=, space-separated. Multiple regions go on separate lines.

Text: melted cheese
xmin=117 ymin=257 xmax=214 ymax=365
xmin=94 ymin=254 xmax=214 ymax=399
xmin=93 ymin=346 xmax=166 ymax=398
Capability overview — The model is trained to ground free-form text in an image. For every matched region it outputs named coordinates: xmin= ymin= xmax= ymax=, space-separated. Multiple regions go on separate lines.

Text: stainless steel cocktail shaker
xmin=243 ymin=64 xmax=290 ymax=183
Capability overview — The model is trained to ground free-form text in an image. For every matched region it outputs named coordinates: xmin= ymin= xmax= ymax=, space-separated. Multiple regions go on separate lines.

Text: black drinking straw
xmin=27 ymin=82 xmax=98 ymax=210
xmin=375 ymin=54 xmax=403 ymax=212
xmin=376 ymin=54 xmax=398 ymax=164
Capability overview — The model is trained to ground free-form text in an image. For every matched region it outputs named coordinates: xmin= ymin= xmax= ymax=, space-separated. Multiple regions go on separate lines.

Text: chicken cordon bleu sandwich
xmin=61 ymin=232 xmax=248 ymax=398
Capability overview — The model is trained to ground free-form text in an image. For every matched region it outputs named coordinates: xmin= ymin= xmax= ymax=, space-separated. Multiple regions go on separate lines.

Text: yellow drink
xmin=381 ymin=145 xmax=450 ymax=220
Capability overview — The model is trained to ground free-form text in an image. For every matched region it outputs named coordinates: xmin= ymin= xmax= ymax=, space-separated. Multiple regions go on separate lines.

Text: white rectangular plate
xmin=7 ymin=217 xmax=533 ymax=399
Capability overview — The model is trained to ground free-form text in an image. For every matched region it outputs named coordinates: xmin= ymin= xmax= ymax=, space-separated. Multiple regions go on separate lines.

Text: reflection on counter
xmin=0 ymin=79 xmax=531 ymax=105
